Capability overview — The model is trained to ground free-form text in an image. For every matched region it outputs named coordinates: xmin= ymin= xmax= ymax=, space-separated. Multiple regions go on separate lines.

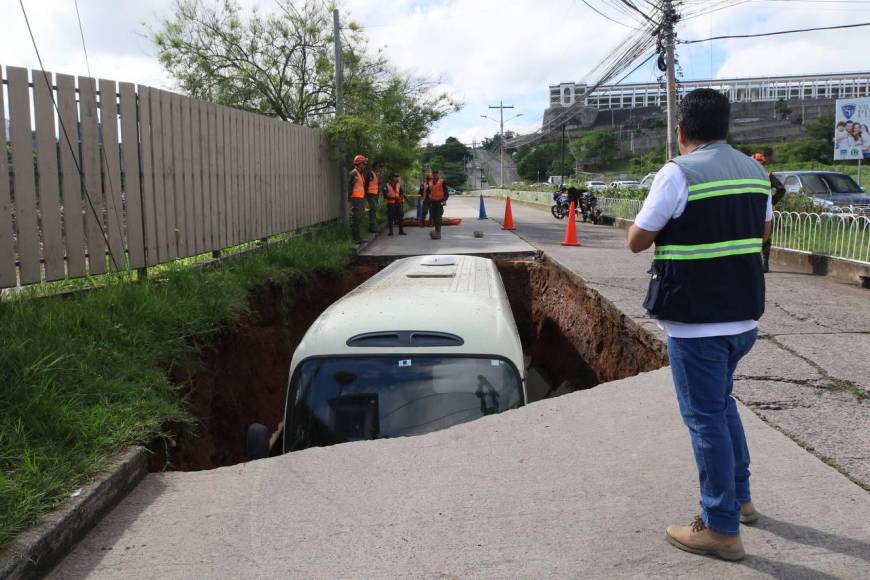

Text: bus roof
xmin=290 ymin=255 xmax=525 ymax=375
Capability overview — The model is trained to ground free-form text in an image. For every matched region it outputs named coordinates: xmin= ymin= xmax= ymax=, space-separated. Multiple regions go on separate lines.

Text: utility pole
xmin=333 ymin=9 xmax=348 ymax=223
xmin=663 ymin=0 xmax=679 ymax=160
xmin=560 ymin=124 xmax=567 ymax=186
xmin=489 ymin=101 xmax=514 ymax=186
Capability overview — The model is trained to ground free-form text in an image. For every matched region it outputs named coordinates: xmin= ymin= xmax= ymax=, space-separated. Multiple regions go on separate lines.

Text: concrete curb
xmin=0 ymin=447 xmax=148 ymax=579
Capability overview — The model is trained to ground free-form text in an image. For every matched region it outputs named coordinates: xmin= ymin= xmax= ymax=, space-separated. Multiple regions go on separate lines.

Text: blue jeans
xmin=667 ymin=328 xmax=757 ymax=536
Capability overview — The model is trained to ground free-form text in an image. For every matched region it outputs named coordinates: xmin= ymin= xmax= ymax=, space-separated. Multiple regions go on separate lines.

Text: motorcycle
xmin=578 ymin=190 xmax=603 ymax=224
xmin=550 ymin=186 xmax=573 ymax=220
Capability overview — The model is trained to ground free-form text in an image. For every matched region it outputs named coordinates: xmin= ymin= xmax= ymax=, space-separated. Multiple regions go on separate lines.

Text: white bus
xmin=247 ymin=255 xmax=527 ymax=457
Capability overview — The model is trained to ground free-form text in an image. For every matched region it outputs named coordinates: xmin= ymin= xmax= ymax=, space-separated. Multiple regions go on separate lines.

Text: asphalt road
xmin=473 ymin=148 xmax=520 ymax=187
xmin=51 ymin=196 xmax=870 ymax=579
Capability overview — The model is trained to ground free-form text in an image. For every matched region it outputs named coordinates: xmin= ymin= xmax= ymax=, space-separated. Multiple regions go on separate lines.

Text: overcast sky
xmin=3 ymin=0 xmax=870 ymax=145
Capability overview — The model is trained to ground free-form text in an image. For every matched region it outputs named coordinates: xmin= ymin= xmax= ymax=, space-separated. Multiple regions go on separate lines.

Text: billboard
xmin=834 ymin=97 xmax=870 ymax=161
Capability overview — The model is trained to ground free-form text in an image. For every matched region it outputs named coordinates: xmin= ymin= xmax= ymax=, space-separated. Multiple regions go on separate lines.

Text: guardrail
xmin=598 ymin=197 xmax=643 ymax=221
xmin=773 ymin=211 xmax=870 ymax=264
xmin=598 ymin=196 xmax=870 ymax=265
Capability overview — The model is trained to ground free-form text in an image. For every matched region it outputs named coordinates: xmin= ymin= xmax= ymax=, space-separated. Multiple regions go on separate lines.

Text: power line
xmin=579 ymin=0 xmax=642 ymax=28
xmin=613 ymin=51 xmax=657 ymax=86
xmin=16 ymin=0 xmax=121 ymax=272
xmin=614 ymin=0 xmax=657 ymax=23
xmin=72 ymin=0 xmax=127 ymax=268
xmin=73 ymin=0 xmax=93 ymax=75
xmin=681 ymin=20 xmax=870 ymax=43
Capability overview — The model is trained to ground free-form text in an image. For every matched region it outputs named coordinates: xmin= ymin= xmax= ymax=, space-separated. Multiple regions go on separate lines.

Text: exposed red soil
xmin=150 ymin=258 xmax=665 ymax=471
xmin=498 ymin=259 xmax=667 ymax=391
xmin=147 ymin=265 xmax=377 ymax=472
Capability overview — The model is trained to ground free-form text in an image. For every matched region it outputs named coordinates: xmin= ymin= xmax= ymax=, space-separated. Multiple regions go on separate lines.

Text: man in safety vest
xmin=628 ymin=89 xmax=773 ymax=562
xmin=347 ymin=154 xmax=368 ymax=244
xmin=427 ymin=169 xmax=449 ymax=239
xmin=365 ymin=161 xmax=382 ymax=233
xmin=385 ymin=173 xmax=406 ymax=236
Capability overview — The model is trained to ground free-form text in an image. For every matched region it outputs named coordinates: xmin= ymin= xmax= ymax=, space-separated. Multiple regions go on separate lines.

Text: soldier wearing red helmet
xmin=348 ymin=155 xmax=368 ymax=243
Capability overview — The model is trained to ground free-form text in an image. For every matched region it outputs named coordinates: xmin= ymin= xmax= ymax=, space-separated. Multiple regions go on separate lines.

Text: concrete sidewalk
xmin=50 ymin=196 xmax=870 ymax=579
xmin=359 ymin=199 xmax=535 ymax=261
xmin=51 ymin=368 xmax=870 ymax=579
xmin=474 ymin=195 xmax=870 ymax=489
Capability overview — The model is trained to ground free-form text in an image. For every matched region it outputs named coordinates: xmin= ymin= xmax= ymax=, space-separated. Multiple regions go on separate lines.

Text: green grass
xmin=600 ymin=198 xmax=643 ymax=220
xmin=0 ymin=223 xmax=356 ymax=548
xmin=773 ymin=226 xmax=870 ymax=262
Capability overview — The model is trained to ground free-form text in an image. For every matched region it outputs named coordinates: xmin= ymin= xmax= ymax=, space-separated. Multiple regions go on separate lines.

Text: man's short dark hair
xmin=678 ymin=89 xmax=731 ymax=141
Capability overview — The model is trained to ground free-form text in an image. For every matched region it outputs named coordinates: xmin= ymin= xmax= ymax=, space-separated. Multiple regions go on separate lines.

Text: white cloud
xmin=3 ymin=0 xmax=869 ymax=145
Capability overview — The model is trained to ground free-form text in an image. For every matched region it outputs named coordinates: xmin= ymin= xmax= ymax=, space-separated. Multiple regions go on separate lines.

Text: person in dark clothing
xmin=385 ymin=174 xmax=407 ymax=236
xmin=762 ymin=174 xmax=787 ymax=273
xmin=364 ymin=161 xmax=382 ymax=233
xmin=427 ymin=169 xmax=449 ymax=239
xmin=420 ymin=172 xmax=432 ymax=224
xmin=347 ymin=155 xmax=368 ymax=244
xmin=628 ymin=89 xmax=773 ymax=561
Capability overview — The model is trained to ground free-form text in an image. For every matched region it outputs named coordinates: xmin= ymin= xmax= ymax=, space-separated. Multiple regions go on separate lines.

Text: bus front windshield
xmin=289 ymin=356 xmax=524 ymax=448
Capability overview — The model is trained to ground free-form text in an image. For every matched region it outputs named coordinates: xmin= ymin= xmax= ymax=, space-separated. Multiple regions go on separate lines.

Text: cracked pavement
xmin=50 ymin=197 xmax=870 ymax=578
xmin=477 ymin=196 xmax=870 ymax=489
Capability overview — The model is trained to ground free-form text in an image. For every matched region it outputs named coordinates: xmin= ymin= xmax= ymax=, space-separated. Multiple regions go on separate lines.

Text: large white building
xmin=550 ymin=72 xmax=870 ymax=111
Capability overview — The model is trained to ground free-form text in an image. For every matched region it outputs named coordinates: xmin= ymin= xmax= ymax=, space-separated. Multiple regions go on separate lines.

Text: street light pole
xmin=488 ymin=101 xmax=514 ymax=186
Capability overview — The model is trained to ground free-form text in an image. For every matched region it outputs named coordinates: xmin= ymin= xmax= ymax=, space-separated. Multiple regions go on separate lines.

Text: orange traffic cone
xmin=561 ymin=201 xmax=581 ymax=246
xmin=502 ymin=196 xmax=516 ymax=230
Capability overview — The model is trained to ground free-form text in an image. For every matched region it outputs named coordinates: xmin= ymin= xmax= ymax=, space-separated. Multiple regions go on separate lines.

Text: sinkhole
xmin=147 ymin=258 xmax=667 ymax=471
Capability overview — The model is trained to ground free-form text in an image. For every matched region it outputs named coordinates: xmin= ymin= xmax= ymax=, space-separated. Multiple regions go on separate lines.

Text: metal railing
xmin=773 ymin=210 xmax=870 ymax=264
xmin=599 ymin=197 xmax=870 ymax=265
xmin=598 ymin=197 xmax=643 ymax=221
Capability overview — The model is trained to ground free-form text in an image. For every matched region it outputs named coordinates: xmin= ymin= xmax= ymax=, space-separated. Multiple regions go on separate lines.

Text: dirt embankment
xmin=148 ymin=265 xmax=377 ymax=472
xmin=150 ymin=258 xmax=666 ymax=471
xmin=498 ymin=259 xmax=667 ymax=390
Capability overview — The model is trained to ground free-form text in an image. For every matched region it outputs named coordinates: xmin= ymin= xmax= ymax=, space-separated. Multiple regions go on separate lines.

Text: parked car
xmin=586 ymin=180 xmax=607 ymax=191
xmin=246 ymin=255 xmax=527 ymax=459
xmin=447 ymin=187 xmax=458 ymax=196
xmin=610 ymin=180 xmax=640 ymax=189
xmin=638 ymin=173 xmax=656 ymax=190
xmin=771 ymin=170 xmax=870 ymax=211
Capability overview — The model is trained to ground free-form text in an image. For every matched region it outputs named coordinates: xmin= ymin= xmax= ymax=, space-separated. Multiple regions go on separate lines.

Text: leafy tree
xmin=628 ymin=146 xmax=666 ymax=175
xmin=153 ymin=0 xmax=457 ymax=176
xmin=570 ymin=130 xmax=618 ymax=169
xmin=774 ymin=99 xmax=792 ymax=121
xmin=421 ymin=137 xmax=471 ymax=188
xmin=153 ymin=0 xmax=340 ymax=123
xmin=515 ymin=142 xmax=560 ymax=182
xmin=778 ymin=114 xmax=834 ymax=164
xmin=483 ymin=133 xmax=502 ymax=153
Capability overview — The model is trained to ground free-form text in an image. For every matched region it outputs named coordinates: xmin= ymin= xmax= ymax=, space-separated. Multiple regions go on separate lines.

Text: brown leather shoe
xmin=666 ymin=516 xmax=746 ymax=561
xmin=740 ymin=501 xmax=759 ymax=525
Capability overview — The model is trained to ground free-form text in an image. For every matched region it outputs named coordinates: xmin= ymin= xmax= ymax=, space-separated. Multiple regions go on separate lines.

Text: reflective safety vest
xmin=351 ymin=169 xmax=365 ymax=199
xmin=643 ymin=141 xmax=769 ymax=323
xmin=386 ymin=182 xmax=402 ymax=204
xmin=367 ymin=171 xmax=381 ymax=196
xmin=429 ymin=179 xmax=445 ymax=202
